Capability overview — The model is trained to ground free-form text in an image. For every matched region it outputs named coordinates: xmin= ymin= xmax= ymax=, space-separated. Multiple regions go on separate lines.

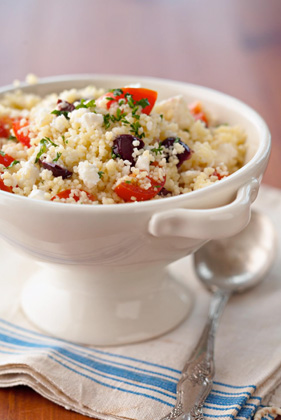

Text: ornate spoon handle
xmin=162 ymin=289 xmax=231 ymax=420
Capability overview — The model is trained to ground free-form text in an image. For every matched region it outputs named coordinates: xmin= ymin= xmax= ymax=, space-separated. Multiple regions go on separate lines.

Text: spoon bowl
xmin=193 ymin=210 xmax=277 ymax=293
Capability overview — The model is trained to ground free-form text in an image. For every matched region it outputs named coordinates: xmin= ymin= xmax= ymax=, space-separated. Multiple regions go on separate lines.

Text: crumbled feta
xmin=154 ymin=95 xmax=194 ymax=129
xmin=135 ymin=150 xmax=151 ymax=172
xmin=77 ymin=161 xmax=100 ymax=188
xmin=132 ymin=140 xmax=140 ymax=147
xmin=28 ymin=187 xmax=46 ymax=200
xmin=17 ymin=160 xmax=39 ymax=188
xmin=81 ymin=112 xmax=103 ymax=130
xmin=69 ymin=108 xmax=88 ymax=122
xmin=52 ymin=114 xmax=70 ymax=132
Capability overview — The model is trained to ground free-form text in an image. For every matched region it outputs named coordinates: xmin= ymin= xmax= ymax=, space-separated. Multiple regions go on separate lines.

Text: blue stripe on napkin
xmin=0 ymin=319 xmax=262 ymax=419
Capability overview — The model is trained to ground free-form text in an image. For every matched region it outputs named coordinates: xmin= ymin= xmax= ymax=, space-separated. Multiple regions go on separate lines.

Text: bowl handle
xmin=148 ymin=178 xmax=259 ymax=239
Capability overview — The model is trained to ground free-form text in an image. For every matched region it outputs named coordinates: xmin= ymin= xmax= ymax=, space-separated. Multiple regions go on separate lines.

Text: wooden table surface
xmin=0 ymin=0 xmax=281 ymax=418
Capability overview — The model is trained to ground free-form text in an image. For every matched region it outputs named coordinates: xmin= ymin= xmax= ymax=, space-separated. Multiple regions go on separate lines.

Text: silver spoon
xmin=162 ymin=210 xmax=277 ymax=420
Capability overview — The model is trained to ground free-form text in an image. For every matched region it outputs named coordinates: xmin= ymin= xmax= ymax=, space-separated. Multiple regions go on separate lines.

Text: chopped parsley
xmin=151 ymin=145 xmax=164 ymax=155
xmin=75 ymin=99 xmax=96 ymax=110
xmin=6 ymin=160 xmax=19 ymax=169
xmin=103 ymin=114 xmax=111 ymax=129
xmin=8 ymin=135 xmax=18 ymax=142
xmin=0 ymin=151 xmax=5 ymax=157
xmin=51 ymin=110 xmax=70 ymax=120
xmin=124 ymin=93 xmax=150 ymax=112
xmin=130 ymin=121 xmax=145 ymax=138
xmin=35 ymin=137 xmax=58 ymax=163
xmin=103 ymin=110 xmax=129 ymax=129
xmin=53 ymin=152 xmax=62 ymax=162
xmin=160 ymin=114 xmax=164 ymax=120
xmin=125 ymin=180 xmax=131 ymax=184
xmin=62 ymin=135 xmax=69 ymax=144
xmin=102 ymin=90 xmax=149 ymax=137
xmin=109 ymin=88 xmax=123 ymax=96
xmin=136 ymin=98 xmax=150 ymax=109
xmin=111 ymin=150 xmax=120 ymax=159
xmin=98 ymin=171 xmax=104 ymax=179
xmin=124 ymin=93 xmax=135 ymax=108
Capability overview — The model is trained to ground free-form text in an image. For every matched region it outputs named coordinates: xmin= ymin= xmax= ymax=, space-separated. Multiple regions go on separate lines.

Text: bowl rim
xmin=0 ymin=74 xmax=271 ymax=212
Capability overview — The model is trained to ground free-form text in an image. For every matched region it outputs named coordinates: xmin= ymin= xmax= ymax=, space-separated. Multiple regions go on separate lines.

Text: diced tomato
xmin=0 ymin=152 xmax=16 ymax=167
xmin=0 ymin=178 xmax=13 ymax=193
xmin=213 ymin=170 xmax=227 ymax=180
xmin=51 ymin=189 xmax=96 ymax=203
xmin=97 ymin=87 xmax=157 ymax=115
xmin=115 ymin=174 xmax=166 ymax=202
xmin=0 ymin=116 xmax=13 ymax=138
xmin=12 ymin=119 xmax=31 ymax=147
xmin=189 ymin=101 xmax=208 ymax=126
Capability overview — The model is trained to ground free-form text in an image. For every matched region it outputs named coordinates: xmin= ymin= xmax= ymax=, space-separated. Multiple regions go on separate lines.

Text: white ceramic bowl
xmin=0 ymin=75 xmax=270 ymax=345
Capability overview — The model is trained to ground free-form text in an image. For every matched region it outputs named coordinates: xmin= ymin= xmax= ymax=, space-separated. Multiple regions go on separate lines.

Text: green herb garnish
xmin=6 ymin=160 xmax=19 ymax=169
xmin=103 ymin=114 xmax=111 ymax=129
xmin=136 ymin=98 xmax=150 ymax=109
xmin=124 ymin=93 xmax=135 ymax=109
xmin=98 ymin=171 xmax=104 ymax=179
xmin=151 ymin=146 xmax=163 ymax=155
xmin=109 ymin=88 xmax=123 ymax=96
xmin=53 ymin=152 xmax=62 ymax=162
xmin=125 ymin=180 xmax=131 ymax=184
xmin=51 ymin=110 xmax=70 ymax=120
xmin=111 ymin=149 xmax=120 ymax=159
xmin=0 ymin=151 xmax=5 ymax=157
xmin=130 ymin=121 xmax=145 ymax=138
xmin=35 ymin=137 xmax=58 ymax=163
xmin=62 ymin=134 xmax=69 ymax=144
xmin=8 ymin=135 xmax=18 ymax=142
xmin=75 ymin=99 xmax=96 ymax=110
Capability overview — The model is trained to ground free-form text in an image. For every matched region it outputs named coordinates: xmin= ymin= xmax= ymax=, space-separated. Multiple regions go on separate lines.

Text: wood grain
xmin=0 ymin=0 xmax=280 ymax=418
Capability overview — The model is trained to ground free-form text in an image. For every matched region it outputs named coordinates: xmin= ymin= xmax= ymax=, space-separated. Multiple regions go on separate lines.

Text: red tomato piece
xmin=115 ymin=174 xmax=166 ymax=202
xmin=0 ymin=178 xmax=13 ymax=193
xmin=51 ymin=189 xmax=96 ymax=203
xmin=213 ymin=170 xmax=227 ymax=180
xmin=12 ymin=119 xmax=31 ymax=147
xmin=189 ymin=101 xmax=208 ymax=126
xmin=0 ymin=151 xmax=16 ymax=167
xmin=0 ymin=116 xmax=13 ymax=138
xmin=97 ymin=87 xmax=157 ymax=115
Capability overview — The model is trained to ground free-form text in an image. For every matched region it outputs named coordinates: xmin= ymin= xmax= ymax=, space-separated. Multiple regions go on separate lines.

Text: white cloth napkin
xmin=0 ymin=184 xmax=280 ymax=420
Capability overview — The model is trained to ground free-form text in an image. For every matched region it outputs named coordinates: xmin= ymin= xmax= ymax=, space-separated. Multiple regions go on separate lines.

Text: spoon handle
xmin=162 ymin=289 xmax=231 ymax=420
